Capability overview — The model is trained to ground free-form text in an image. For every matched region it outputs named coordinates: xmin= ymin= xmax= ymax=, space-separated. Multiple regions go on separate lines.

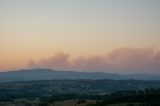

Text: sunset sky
xmin=0 ymin=0 xmax=160 ymax=73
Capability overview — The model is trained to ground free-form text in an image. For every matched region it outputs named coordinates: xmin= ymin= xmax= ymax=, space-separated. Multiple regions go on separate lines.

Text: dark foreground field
xmin=0 ymin=79 xmax=160 ymax=106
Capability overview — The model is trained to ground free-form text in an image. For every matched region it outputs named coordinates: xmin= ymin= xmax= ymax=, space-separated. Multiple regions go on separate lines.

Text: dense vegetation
xmin=88 ymin=88 xmax=160 ymax=106
xmin=0 ymin=79 xmax=160 ymax=106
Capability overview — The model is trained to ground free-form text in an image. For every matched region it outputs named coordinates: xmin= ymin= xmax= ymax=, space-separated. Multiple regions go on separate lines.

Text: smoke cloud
xmin=28 ymin=48 xmax=160 ymax=74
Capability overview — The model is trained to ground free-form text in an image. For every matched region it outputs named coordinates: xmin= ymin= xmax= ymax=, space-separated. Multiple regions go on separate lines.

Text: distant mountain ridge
xmin=0 ymin=68 xmax=160 ymax=82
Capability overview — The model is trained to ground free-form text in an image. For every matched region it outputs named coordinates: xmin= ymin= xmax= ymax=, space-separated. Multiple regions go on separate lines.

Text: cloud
xmin=72 ymin=56 xmax=109 ymax=71
xmin=107 ymin=48 xmax=159 ymax=73
xmin=28 ymin=48 xmax=160 ymax=74
xmin=28 ymin=52 xmax=70 ymax=70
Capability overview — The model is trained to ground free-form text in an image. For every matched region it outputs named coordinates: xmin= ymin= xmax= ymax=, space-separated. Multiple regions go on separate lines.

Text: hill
xmin=0 ymin=69 xmax=160 ymax=82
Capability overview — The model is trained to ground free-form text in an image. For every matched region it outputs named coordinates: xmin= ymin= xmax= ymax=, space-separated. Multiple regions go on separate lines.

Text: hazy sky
xmin=0 ymin=0 xmax=160 ymax=73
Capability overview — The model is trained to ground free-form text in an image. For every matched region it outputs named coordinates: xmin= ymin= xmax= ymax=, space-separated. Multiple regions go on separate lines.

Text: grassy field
xmin=54 ymin=100 xmax=95 ymax=106
xmin=54 ymin=102 xmax=143 ymax=106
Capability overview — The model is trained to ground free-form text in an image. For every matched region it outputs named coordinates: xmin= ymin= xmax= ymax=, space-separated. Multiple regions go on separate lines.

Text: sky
xmin=0 ymin=0 xmax=160 ymax=73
